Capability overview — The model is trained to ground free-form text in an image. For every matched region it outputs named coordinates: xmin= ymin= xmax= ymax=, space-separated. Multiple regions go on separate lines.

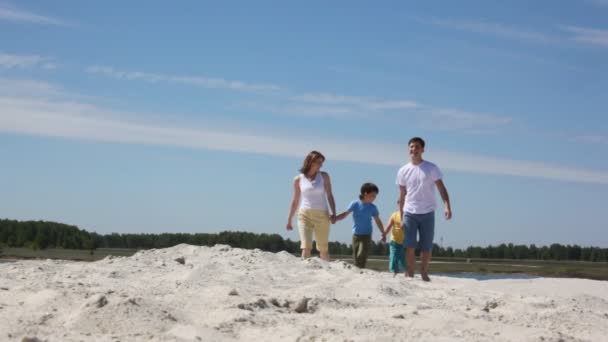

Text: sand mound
xmin=1 ymin=244 xmax=607 ymax=341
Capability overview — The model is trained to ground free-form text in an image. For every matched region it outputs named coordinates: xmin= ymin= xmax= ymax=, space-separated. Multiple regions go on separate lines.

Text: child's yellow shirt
xmin=389 ymin=211 xmax=404 ymax=244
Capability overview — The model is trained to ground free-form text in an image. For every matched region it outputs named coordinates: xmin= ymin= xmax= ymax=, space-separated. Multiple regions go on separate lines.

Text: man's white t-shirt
xmin=395 ymin=160 xmax=443 ymax=214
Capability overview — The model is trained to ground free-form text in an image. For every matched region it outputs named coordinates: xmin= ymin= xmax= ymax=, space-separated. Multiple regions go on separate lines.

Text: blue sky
xmin=1 ymin=0 xmax=607 ymax=248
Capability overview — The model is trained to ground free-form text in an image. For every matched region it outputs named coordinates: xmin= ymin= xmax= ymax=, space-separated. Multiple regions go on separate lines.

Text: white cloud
xmin=0 ymin=3 xmax=66 ymax=25
xmin=423 ymin=17 xmax=608 ymax=49
xmin=0 ymin=52 xmax=53 ymax=69
xmin=424 ymin=108 xmax=513 ymax=132
xmin=295 ymin=93 xmax=371 ymax=105
xmin=0 ymin=78 xmax=63 ymax=97
xmin=0 ymin=78 xmax=97 ymax=102
xmin=588 ymin=0 xmax=608 ymax=7
xmin=86 ymin=66 xmax=282 ymax=93
xmin=367 ymin=100 xmax=420 ymax=110
xmin=424 ymin=18 xmax=560 ymax=45
xmin=294 ymin=92 xmax=511 ymax=132
xmin=1 ymin=80 xmax=607 ymax=185
xmin=433 ymin=151 xmax=608 ymax=185
xmin=270 ymin=92 xmax=419 ymax=119
xmin=575 ymin=134 xmax=608 ymax=144
xmin=295 ymin=92 xmax=419 ymax=110
xmin=42 ymin=62 xmax=57 ymax=70
xmin=264 ymin=104 xmax=356 ymax=118
xmin=85 ymin=65 xmax=509 ymax=131
xmin=561 ymin=26 xmax=608 ymax=47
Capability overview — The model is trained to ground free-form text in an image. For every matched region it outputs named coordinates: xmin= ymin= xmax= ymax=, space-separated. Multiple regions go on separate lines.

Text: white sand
xmin=1 ymin=244 xmax=607 ymax=342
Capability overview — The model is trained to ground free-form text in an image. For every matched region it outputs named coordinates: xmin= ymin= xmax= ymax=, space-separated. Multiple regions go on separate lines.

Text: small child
xmin=383 ymin=201 xmax=407 ymax=275
xmin=335 ymin=183 xmax=384 ymax=269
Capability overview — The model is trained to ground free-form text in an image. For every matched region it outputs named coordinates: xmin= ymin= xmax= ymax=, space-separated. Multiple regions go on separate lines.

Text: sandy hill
xmin=1 ymin=244 xmax=607 ymax=341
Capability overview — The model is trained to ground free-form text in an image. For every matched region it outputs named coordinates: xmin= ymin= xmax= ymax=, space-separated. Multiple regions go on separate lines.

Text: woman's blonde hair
xmin=299 ymin=150 xmax=325 ymax=175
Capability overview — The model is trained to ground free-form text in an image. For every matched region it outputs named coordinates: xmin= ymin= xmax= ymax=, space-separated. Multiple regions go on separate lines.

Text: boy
xmin=336 ymin=183 xmax=385 ymax=268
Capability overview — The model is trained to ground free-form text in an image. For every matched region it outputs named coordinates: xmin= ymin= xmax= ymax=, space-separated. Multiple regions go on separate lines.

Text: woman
xmin=286 ymin=151 xmax=337 ymax=261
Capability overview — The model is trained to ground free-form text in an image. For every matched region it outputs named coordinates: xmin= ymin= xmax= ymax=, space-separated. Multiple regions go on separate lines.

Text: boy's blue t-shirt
xmin=348 ymin=200 xmax=379 ymax=235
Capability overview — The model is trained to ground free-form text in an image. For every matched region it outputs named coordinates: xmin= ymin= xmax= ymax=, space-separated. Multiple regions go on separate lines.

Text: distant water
xmin=0 ymin=259 xmax=16 ymax=264
xmin=434 ymin=273 xmax=541 ymax=281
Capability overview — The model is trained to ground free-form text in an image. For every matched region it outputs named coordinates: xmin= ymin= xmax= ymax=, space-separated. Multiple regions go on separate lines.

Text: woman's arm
xmin=322 ymin=172 xmax=337 ymax=222
xmin=286 ymin=176 xmax=301 ymax=230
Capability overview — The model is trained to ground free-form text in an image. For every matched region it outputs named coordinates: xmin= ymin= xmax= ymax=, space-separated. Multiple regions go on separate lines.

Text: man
xmin=396 ymin=137 xmax=452 ymax=281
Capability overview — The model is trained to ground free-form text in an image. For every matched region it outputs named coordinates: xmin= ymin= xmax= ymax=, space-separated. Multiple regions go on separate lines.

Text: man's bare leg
xmin=420 ymin=251 xmax=431 ymax=281
xmin=319 ymin=250 xmax=329 ymax=261
xmin=406 ymin=247 xmax=416 ymax=277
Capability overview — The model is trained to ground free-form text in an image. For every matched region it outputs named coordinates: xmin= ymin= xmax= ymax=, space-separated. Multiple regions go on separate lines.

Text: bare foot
xmin=405 ymin=272 xmax=414 ymax=278
xmin=421 ymin=273 xmax=431 ymax=282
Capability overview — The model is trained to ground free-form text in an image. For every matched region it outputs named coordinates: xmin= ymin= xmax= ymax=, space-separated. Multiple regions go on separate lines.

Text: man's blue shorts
xmin=403 ymin=211 xmax=435 ymax=252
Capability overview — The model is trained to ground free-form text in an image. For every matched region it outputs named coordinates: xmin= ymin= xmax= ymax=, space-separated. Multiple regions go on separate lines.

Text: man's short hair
xmin=408 ymin=137 xmax=425 ymax=148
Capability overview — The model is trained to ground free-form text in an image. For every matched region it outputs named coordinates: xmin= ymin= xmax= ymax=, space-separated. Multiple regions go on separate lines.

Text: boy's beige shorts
xmin=297 ymin=208 xmax=330 ymax=252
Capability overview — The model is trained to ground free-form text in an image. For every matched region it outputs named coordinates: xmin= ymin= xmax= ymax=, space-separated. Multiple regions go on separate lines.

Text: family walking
xmin=286 ymin=137 xmax=452 ymax=281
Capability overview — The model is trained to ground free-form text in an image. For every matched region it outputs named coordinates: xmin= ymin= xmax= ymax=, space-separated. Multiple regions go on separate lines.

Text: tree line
xmin=1 ymin=219 xmax=607 ymax=262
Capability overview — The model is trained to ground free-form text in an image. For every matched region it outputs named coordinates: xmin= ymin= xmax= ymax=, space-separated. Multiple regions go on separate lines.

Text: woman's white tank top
xmin=299 ymin=172 xmax=328 ymax=210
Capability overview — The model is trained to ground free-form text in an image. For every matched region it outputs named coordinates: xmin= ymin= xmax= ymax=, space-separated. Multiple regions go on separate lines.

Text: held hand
xmin=445 ymin=207 xmax=452 ymax=220
xmin=286 ymin=222 xmax=293 ymax=231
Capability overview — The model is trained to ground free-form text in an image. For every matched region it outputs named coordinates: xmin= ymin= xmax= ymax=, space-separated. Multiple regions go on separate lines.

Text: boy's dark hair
xmin=359 ymin=182 xmax=379 ymax=200
xmin=408 ymin=137 xmax=425 ymax=148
